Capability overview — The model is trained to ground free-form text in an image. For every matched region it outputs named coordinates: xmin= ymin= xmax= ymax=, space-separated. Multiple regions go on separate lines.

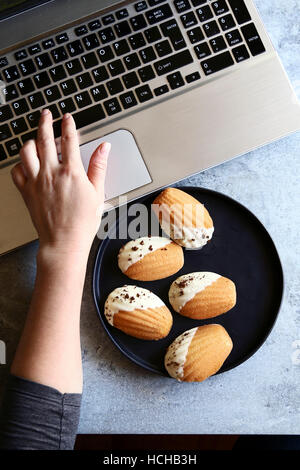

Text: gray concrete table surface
xmin=0 ymin=0 xmax=299 ymax=434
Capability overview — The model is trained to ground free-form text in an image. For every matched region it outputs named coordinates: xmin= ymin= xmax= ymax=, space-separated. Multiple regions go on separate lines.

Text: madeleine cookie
xmin=104 ymin=285 xmax=173 ymax=340
xmin=164 ymin=324 xmax=233 ymax=382
xmin=169 ymin=272 xmax=236 ymax=319
xmin=152 ymin=187 xmax=214 ymax=249
xmin=118 ymin=236 xmax=184 ymax=281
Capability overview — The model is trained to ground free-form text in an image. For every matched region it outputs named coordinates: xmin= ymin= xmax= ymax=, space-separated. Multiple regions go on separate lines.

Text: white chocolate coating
xmin=160 ymin=220 xmax=214 ymax=249
xmin=104 ymin=285 xmax=165 ymax=326
xmin=169 ymin=272 xmax=220 ymax=313
xmin=164 ymin=327 xmax=198 ymax=381
xmin=118 ymin=236 xmax=172 ymax=273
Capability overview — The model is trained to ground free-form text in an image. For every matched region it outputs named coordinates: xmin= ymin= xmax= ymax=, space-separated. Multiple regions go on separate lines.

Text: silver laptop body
xmin=0 ymin=0 xmax=299 ymax=254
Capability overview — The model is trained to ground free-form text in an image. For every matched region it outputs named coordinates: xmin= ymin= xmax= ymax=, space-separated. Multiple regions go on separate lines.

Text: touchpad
xmin=80 ymin=129 xmax=152 ymax=201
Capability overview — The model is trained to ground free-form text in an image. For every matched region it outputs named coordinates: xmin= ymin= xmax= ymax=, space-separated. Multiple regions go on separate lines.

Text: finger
xmin=11 ymin=162 xmax=27 ymax=192
xmin=20 ymin=139 xmax=40 ymax=179
xmin=60 ymin=113 xmax=82 ymax=167
xmin=87 ymin=142 xmax=111 ymax=195
xmin=36 ymin=109 xmax=58 ymax=168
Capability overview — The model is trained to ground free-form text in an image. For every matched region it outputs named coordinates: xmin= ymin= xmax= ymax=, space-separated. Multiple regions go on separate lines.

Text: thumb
xmin=87 ymin=141 xmax=111 ymax=195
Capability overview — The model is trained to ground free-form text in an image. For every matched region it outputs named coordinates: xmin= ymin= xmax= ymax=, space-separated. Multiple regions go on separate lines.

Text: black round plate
xmin=93 ymin=187 xmax=283 ymax=377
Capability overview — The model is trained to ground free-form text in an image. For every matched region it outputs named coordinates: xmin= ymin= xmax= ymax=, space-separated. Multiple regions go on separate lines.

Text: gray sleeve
xmin=0 ymin=375 xmax=81 ymax=450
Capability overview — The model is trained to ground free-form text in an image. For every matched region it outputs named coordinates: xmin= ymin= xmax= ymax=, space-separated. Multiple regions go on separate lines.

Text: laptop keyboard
xmin=0 ymin=0 xmax=266 ymax=166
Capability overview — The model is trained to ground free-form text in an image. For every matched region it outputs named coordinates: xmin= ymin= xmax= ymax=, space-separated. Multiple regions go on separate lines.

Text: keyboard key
xmin=15 ymin=50 xmax=28 ymax=61
xmin=44 ymin=85 xmax=61 ymax=103
xmin=124 ymin=52 xmax=141 ymax=70
xmin=90 ymin=85 xmax=108 ymax=102
xmin=3 ymin=66 xmax=20 ymax=83
xmin=192 ymin=0 xmax=210 ymax=5
xmin=119 ymin=91 xmax=138 ymax=109
xmin=154 ymin=49 xmax=193 ymax=75
xmin=174 ymin=0 xmax=192 ymax=13
xmin=201 ymin=50 xmax=234 ymax=75
xmin=108 ymin=59 xmax=125 ymax=77
xmin=149 ymin=0 xmax=167 ymax=5
xmin=26 ymin=110 xmax=41 ymax=128
xmin=154 ymin=84 xmax=169 ymax=96
xmin=56 ymin=32 xmax=69 ymax=44
xmin=28 ymin=92 xmax=46 ymax=109
xmin=59 ymin=97 xmax=76 ymax=114
xmin=232 ymin=44 xmax=250 ymax=62
xmin=5 ymin=138 xmax=21 ymax=156
xmin=187 ymin=26 xmax=204 ymax=44
xmin=74 ymin=91 xmax=92 ymax=109
xmin=104 ymin=97 xmax=121 ymax=115
xmin=60 ymin=79 xmax=77 ymax=96
xmin=210 ymin=35 xmax=227 ymax=53
xmin=113 ymin=39 xmax=130 ymax=56
xmin=51 ymin=46 xmax=68 ymax=63
xmin=28 ymin=44 xmax=41 ymax=55
xmin=130 ymin=14 xmax=147 ymax=31
xmin=92 ymin=66 xmax=109 ymax=82
xmin=194 ymin=42 xmax=211 ymax=59
xmin=88 ymin=20 xmax=101 ymax=31
xmin=129 ymin=33 xmax=146 ymax=50
xmin=196 ymin=5 xmax=213 ymax=22
xmin=155 ymin=39 xmax=172 ymax=56
xmin=185 ymin=71 xmax=201 ymax=82
xmin=99 ymin=27 xmax=116 ymax=44
xmin=48 ymin=104 xmax=60 ymax=119
xmin=144 ymin=26 xmax=161 ymax=43
xmin=42 ymin=38 xmax=55 ymax=49
xmin=76 ymin=72 xmax=93 ymax=89
xmin=12 ymin=98 xmax=29 ymax=116
xmin=138 ymin=65 xmax=155 ymax=82
xmin=67 ymin=40 xmax=84 ymax=57
xmin=116 ymin=9 xmax=129 ymax=20
xmin=211 ymin=0 xmax=229 ymax=16
xmin=16 ymin=78 xmax=34 ymax=97
xmin=180 ymin=11 xmax=198 ymax=29
xmin=135 ymin=2 xmax=147 ymax=13
xmin=21 ymin=130 xmax=38 ymax=143
xmin=114 ymin=20 xmax=131 ymax=38
xmin=203 ymin=20 xmax=220 ymax=37
xmin=52 ymin=119 xmax=63 ymax=138
xmin=0 ymin=124 xmax=12 ymax=141
xmin=135 ymin=84 xmax=153 ymax=102
xmin=19 ymin=59 xmax=36 ymax=76
xmin=0 ymin=57 xmax=9 ymax=68
xmin=2 ymin=85 xmax=19 ymax=102
xmin=146 ymin=4 xmax=173 ymax=25
xmin=219 ymin=14 xmax=235 ymax=31
xmin=33 ymin=71 xmax=51 ymax=88
xmin=228 ymin=0 xmax=251 ymax=25
xmin=139 ymin=46 xmax=156 ymax=63
xmin=0 ymin=144 xmax=7 ymax=161
xmin=241 ymin=23 xmax=266 ymax=56
xmin=160 ymin=19 xmax=186 ymax=50
xmin=102 ymin=14 xmax=115 ymax=25
xmin=65 ymin=58 xmax=83 ymax=75
xmin=98 ymin=46 xmax=114 ymax=63
xmin=0 ymin=105 xmax=13 ymax=123
xmin=35 ymin=53 xmax=52 ymax=69
xmin=122 ymin=71 xmax=140 ymax=89
xmin=49 ymin=65 xmax=67 ymax=82
xmin=167 ymin=71 xmax=184 ymax=89
xmin=83 ymin=34 xmax=100 ymax=51
xmin=107 ymin=78 xmax=124 ymax=95
xmin=75 ymin=25 xmax=88 ymax=36
xmin=10 ymin=117 xmax=28 ymax=135
xmin=82 ymin=52 xmax=99 ymax=69
xmin=225 ymin=29 xmax=242 ymax=46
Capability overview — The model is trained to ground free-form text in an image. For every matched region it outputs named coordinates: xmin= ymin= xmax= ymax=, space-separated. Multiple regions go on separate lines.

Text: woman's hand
xmin=11 ymin=109 xmax=111 ymax=259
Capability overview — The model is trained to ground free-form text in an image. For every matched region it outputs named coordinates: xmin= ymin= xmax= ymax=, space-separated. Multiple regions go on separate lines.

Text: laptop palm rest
xmin=80 ymin=128 xmax=152 ymax=202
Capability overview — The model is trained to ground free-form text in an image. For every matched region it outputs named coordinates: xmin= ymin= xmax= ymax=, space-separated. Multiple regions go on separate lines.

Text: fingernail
xmin=63 ymin=113 xmax=71 ymax=120
xmin=42 ymin=108 xmax=50 ymax=115
xmin=101 ymin=142 xmax=111 ymax=154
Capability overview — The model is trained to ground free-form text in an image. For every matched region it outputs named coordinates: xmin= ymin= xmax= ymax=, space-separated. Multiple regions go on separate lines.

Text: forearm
xmin=11 ymin=247 xmax=89 ymax=394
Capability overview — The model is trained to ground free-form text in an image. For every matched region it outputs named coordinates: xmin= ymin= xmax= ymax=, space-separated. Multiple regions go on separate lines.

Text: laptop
xmin=0 ymin=0 xmax=299 ymax=255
